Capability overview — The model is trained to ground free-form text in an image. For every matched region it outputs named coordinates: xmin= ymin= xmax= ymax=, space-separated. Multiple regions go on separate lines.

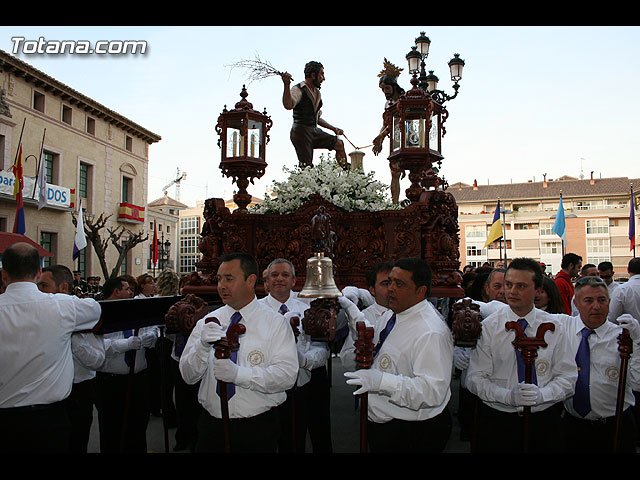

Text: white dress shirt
xmin=367 ymin=299 xmax=454 ymax=423
xmin=71 ymin=333 xmax=105 ymax=383
xmin=179 ymin=297 xmax=298 ymax=419
xmin=608 ymin=275 xmax=640 ymax=323
xmin=0 ymin=282 xmax=101 ymax=407
xmin=467 ymin=305 xmax=577 ymax=414
xmin=98 ymin=326 xmax=158 ymax=375
xmin=259 ymin=294 xmax=328 ymax=387
xmin=339 ymin=302 xmax=393 ymax=372
xmin=562 ymin=314 xmax=640 ymax=420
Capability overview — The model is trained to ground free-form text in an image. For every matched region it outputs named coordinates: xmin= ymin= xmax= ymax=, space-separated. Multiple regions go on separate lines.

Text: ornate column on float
xmin=215 ymin=85 xmax=273 ymax=212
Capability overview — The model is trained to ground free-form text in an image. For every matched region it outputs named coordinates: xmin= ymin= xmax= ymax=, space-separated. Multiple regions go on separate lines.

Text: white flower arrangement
xmin=249 ymin=155 xmax=399 ymax=215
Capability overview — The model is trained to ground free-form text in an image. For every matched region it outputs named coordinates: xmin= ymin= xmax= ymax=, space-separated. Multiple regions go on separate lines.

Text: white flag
xmin=37 ymin=152 xmax=48 ymax=210
xmin=73 ymin=199 xmax=87 ymax=260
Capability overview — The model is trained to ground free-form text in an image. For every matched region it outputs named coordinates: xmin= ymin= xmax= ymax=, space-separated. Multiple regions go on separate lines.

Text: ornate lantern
xmin=215 ymin=85 xmax=273 ymax=212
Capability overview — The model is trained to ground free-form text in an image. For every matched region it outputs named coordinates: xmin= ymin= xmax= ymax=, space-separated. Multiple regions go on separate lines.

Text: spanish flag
xmin=484 ymin=200 xmax=502 ymax=248
xmin=12 ymin=144 xmax=26 ymax=235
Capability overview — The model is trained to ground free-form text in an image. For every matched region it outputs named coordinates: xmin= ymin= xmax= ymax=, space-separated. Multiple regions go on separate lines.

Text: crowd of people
xmin=1 ymin=240 xmax=640 ymax=454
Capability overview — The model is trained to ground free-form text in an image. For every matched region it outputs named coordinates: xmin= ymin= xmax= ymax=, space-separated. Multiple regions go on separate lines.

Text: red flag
xmin=152 ymin=222 xmax=158 ymax=269
xmin=12 ymin=145 xmax=25 ymax=235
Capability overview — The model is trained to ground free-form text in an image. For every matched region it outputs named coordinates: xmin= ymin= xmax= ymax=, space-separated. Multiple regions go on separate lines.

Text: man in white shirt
xmin=607 ymin=257 xmax=640 ymax=439
xmin=466 ymin=257 xmax=577 ymax=453
xmin=259 ymin=258 xmax=331 ymax=453
xmin=343 ymin=258 xmax=454 ymax=453
xmin=561 ymin=275 xmax=640 ymax=452
xmin=179 ymin=253 xmax=298 ymax=452
xmin=0 ymin=242 xmax=101 ymax=453
xmin=598 ymin=261 xmax=621 ymax=296
xmin=37 ymin=264 xmax=105 ymax=453
xmin=95 ymin=276 xmax=158 ymax=453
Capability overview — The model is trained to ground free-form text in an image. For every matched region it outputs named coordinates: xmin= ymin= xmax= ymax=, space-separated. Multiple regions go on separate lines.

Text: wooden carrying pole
xmin=505 ymin=321 xmax=555 ymax=453
xmin=208 ymin=317 xmax=246 ymax=453
xmin=355 ymin=321 xmax=374 ymax=453
xmin=613 ymin=328 xmax=633 ymax=452
xmin=120 ymin=327 xmax=140 ymax=453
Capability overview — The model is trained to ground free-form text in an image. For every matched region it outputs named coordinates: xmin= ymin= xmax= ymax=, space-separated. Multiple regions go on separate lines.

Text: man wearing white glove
xmin=179 ymin=253 xmax=298 ymax=453
xmin=560 ymin=276 xmax=640 ymax=452
xmin=466 ymin=258 xmax=577 ymax=453
xmin=258 ymin=258 xmax=331 ymax=453
xmin=94 ymin=276 xmax=159 ymax=453
xmin=339 ymin=262 xmax=394 ymax=372
xmin=343 ymin=258 xmax=454 ymax=453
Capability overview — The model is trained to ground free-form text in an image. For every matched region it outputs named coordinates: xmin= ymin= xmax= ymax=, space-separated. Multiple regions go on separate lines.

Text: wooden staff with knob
xmin=120 ymin=327 xmax=140 ymax=453
xmin=354 ymin=321 xmax=374 ymax=453
xmin=206 ymin=317 xmax=246 ymax=453
xmin=505 ymin=321 xmax=555 ymax=453
xmin=613 ymin=327 xmax=633 ymax=452
xmin=287 ymin=313 xmax=301 ymax=452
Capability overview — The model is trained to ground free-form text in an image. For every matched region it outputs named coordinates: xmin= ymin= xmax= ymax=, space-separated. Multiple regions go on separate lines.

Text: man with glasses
xmin=561 ymin=275 xmax=640 ymax=452
xmin=598 ymin=261 xmax=620 ymax=296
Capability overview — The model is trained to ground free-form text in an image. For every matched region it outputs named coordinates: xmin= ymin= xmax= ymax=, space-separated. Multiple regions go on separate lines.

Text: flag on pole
xmin=484 ymin=200 xmax=503 ymax=248
xmin=12 ymin=144 xmax=26 ymax=235
xmin=73 ymin=199 xmax=87 ymax=260
xmin=152 ymin=222 xmax=159 ymax=269
xmin=552 ymin=194 xmax=566 ymax=246
xmin=630 ymin=185 xmax=636 ymax=251
xmin=37 ymin=151 xmax=48 ymax=210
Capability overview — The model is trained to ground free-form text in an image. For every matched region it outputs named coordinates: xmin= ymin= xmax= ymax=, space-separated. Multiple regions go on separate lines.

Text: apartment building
xmin=0 ymin=49 xmax=161 ymax=278
xmin=451 ymin=175 xmax=638 ymax=279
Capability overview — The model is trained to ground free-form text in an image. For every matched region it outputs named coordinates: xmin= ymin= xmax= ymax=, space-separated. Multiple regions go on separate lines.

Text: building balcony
xmin=118 ymin=202 xmax=145 ymax=223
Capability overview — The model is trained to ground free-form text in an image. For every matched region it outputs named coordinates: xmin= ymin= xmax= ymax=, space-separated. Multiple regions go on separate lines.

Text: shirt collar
xmin=395 ymin=299 xmax=429 ymax=320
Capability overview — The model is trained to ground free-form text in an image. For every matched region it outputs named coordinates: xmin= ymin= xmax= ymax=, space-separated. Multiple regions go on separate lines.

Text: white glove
xmin=341 ymin=286 xmax=361 ymax=305
xmin=509 ymin=382 xmax=542 ymax=406
xmin=213 ymin=357 xmax=238 ymax=383
xmin=111 ymin=336 xmax=141 ymax=353
xmin=338 ymin=295 xmax=369 ymax=339
xmin=297 ymin=350 xmax=308 ymax=370
xmin=453 ymin=347 xmax=470 ymax=370
xmin=140 ymin=331 xmax=157 ymax=348
xmin=200 ymin=321 xmax=225 ymax=348
xmin=344 ymin=369 xmax=384 ymax=395
xmin=618 ymin=314 xmax=640 ymax=342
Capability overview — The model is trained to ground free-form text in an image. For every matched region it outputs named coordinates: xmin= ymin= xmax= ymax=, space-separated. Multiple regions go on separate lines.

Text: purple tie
xmin=374 ymin=313 xmax=396 ymax=357
xmin=279 ymin=303 xmax=288 ymax=315
xmin=516 ymin=319 xmax=537 ymax=385
xmin=573 ymin=327 xmax=594 ymax=417
xmin=217 ymin=311 xmax=242 ymax=399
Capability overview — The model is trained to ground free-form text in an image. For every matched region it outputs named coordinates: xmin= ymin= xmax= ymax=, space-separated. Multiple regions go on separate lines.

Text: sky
xmin=2 ymin=26 xmax=639 ymax=208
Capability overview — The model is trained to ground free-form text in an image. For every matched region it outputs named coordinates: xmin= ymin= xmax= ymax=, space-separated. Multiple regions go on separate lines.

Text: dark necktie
xmin=279 ymin=303 xmax=288 ymax=315
xmin=374 ymin=313 xmax=396 ymax=357
xmin=573 ymin=327 xmax=594 ymax=417
xmin=516 ymin=318 xmax=537 ymax=385
xmin=123 ymin=329 xmax=134 ymax=367
xmin=217 ymin=311 xmax=243 ymax=399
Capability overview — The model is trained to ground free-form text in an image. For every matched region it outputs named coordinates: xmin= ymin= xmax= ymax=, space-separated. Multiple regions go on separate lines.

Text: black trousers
xmin=0 ymin=400 xmax=70 ymax=453
xmin=561 ymin=408 xmax=637 ymax=453
xmin=171 ymin=359 xmax=202 ymax=450
xmin=65 ymin=378 xmax=96 ymax=453
xmin=290 ymin=124 xmax=337 ymax=167
xmin=195 ymin=407 xmax=280 ymax=453
xmin=95 ymin=370 xmax=151 ymax=453
xmin=367 ymin=404 xmax=452 ymax=453
xmin=474 ymin=402 xmax=563 ymax=453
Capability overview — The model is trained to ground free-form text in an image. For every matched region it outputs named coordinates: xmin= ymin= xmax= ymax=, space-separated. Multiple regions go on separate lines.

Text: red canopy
xmin=0 ymin=232 xmax=53 ymax=257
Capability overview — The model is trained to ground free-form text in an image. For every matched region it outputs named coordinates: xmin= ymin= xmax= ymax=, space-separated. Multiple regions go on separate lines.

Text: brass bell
xmin=298 ymin=252 xmax=343 ymax=298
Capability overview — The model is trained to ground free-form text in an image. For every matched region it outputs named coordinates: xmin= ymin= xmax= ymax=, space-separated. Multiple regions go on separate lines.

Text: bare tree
xmin=71 ymin=211 xmax=148 ymax=280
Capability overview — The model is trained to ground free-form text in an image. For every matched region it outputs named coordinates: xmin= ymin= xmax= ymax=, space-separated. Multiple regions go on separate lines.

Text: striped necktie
xmin=374 ymin=313 xmax=396 ymax=357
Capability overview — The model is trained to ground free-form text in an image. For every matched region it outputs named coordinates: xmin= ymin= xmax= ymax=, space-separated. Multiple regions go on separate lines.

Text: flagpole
xmin=13 ymin=118 xmax=26 ymax=167
xmin=501 ymin=200 xmax=508 ymax=265
xmin=631 ymin=184 xmax=636 ymax=257
xmin=498 ymin=198 xmax=503 ymax=263
xmin=32 ymin=128 xmax=46 ymax=199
